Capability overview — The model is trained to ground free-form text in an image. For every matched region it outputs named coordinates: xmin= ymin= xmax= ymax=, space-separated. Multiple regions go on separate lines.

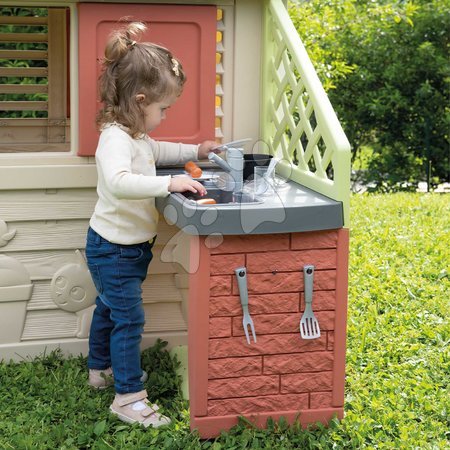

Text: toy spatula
xmin=300 ymin=265 xmax=321 ymax=339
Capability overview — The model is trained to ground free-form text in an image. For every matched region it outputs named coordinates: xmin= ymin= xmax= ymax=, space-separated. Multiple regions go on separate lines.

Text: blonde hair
xmin=96 ymin=21 xmax=186 ymax=138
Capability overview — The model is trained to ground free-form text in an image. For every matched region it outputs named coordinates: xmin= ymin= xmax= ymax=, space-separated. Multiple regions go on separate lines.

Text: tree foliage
xmin=289 ymin=0 xmax=450 ymax=190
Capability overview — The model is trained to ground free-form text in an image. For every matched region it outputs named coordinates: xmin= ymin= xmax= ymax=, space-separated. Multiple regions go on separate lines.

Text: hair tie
xmin=171 ymin=58 xmax=180 ymax=77
xmin=126 ymin=39 xmax=136 ymax=49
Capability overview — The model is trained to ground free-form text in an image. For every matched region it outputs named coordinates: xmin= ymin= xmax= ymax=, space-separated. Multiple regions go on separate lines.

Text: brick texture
xmin=227 ymin=305 xmax=333 ymax=336
xmin=233 ymin=272 xmax=302 ymax=294
xmin=291 ymin=230 xmax=338 ymax=250
xmin=314 ymin=311 xmax=335 ymax=331
xmin=310 ymin=391 xmax=333 ymax=409
xmin=208 ymin=375 xmax=279 ymax=399
xmin=209 ymin=334 xmax=327 ymax=359
xmin=211 ymin=254 xmax=246 ymax=275
xmin=209 ymin=295 xmax=242 ymax=316
xmin=203 ymin=231 xmax=342 ymax=424
xmin=210 ymin=276 xmax=232 ymax=296
xmin=247 ymin=249 xmax=337 ymax=273
xmin=210 ymin=293 xmax=299 ymax=317
xmin=231 ymin=270 xmax=336 ymax=295
xmin=208 ymin=393 xmax=309 ymax=416
xmin=208 ymin=356 xmax=262 ymax=379
xmin=211 ymin=234 xmax=290 ymax=254
xmin=281 ymin=371 xmax=333 ymax=394
xmin=233 ymin=313 xmax=299 ymax=336
xmin=209 ymin=317 xmax=232 ymax=338
xmin=264 ymin=352 xmax=334 ymax=374
xmin=301 ymin=290 xmax=336 ymax=311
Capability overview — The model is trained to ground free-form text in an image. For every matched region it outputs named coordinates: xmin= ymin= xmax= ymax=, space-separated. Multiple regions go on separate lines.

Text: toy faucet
xmin=208 ymin=147 xmax=244 ymax=193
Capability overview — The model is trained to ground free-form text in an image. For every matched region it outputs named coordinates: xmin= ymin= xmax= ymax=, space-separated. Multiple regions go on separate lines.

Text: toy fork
xmin=234 ymin=267 xmax=257 ymax=344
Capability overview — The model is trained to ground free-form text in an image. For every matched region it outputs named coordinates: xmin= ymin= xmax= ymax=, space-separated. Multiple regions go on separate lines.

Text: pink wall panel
xmin=189 ymin=230 xmax=349 ymax=438
xmin=78 ymin=4 xmax=216 ymax=156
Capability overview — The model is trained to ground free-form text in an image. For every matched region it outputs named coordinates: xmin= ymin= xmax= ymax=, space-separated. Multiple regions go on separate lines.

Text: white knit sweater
xmin=89 ymin=123 xmax=198 ymax=244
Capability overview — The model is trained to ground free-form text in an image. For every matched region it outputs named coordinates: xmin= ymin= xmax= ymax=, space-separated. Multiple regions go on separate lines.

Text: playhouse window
xmin=0 ymin=6 xmax=70 ymax=153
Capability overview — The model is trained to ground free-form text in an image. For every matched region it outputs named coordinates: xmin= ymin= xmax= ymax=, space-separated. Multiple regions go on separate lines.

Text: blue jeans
xmin=85 ymin=227 xmax=154 ymax=394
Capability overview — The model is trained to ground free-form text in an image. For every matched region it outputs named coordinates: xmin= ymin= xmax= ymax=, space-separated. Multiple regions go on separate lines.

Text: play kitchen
xmin=0 ymin=0 xmax=350 ymax=440
xmin=158 ymin=142 xmax=344 ymax=236
xmin=155 ymin=141 xmax=349 ymax=438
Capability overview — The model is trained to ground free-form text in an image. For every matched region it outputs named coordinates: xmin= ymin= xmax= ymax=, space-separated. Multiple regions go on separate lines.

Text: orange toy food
xmin=185 ymin=161 xmax=196 ymax=171
xmin=190 ymin=167 xmax=203 ymax=178
xmin=185 ymin=161 xmax=203 ymax=179
xmin=196 ymin=198 xmax=216 ymax=205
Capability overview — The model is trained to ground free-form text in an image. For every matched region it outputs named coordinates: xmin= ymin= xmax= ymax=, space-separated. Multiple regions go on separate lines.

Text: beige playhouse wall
xmin=0 ymin=193 xmax=190 ymax=359
xmin=0 ymin=0 xmax=263 ymax=361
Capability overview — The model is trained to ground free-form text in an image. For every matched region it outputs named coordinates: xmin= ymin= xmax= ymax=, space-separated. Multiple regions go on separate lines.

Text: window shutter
xmin=0 ymin=8 xmax=70 ymax=152
xmin=77 ymin=4 xmax=217 ymax=156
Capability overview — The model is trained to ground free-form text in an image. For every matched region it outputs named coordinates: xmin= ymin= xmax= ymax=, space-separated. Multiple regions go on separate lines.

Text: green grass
xmin=0 ymin=193 xmax=448 ymax=449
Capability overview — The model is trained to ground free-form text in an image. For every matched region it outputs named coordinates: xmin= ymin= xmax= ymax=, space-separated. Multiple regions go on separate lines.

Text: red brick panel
xmin=234 ymin=310 xmax=334 ymax=333
xmin=210 ymin=276 xmax=232 ymax=296
xmin=310 ymin=391 xmax=333 ymax=409
xmin=313 ymin=311 xmax=335 ymax=331
xmin=209 ymin=295 xmax=241 ymax=316
xmin=208 ymin=356 xmax=262 ymax=379
xmin=281 ymin=371 xmax=333 ymax=394
xmin=231 ymin=270 xmax=336 ymax=295
xmin=291 ymin=230 xmax=338 ymax=250
xmin=201 ymin=231 xmax=347 ymax=437
xmin=300 ymin=290 xmax=336 ymax=311
xmin=210 ymin=293 xmax=300 ymax=317
xmin=210 ymin=254 xmax=246 ymax=275
xmin=193 ymin=408 xmax=344 ymax=439
xmin=232 ymin=312 xmax=334 ymax=337
xmin=313 ymin=270 xmax=337 ymax=291
xmin=233 ymin=272 xmax=302 ymax=294
xmin=211 ymin=234 xmax=290 ymax=254
xmin=247 ymin=249 xmax=337 ymax=273
xmin=208 ymin=375 xmax=279 ymax=399
xmin=264 ymin=352 xmax=334 ymax=374
xmin=209 ymin=317 xmax=232 ymax=338
xmin=208 ymin=393 xmax=309 ymax=416
xmin=209 ymin=334 xmax=327 ymax=359
xmin=232 ymin=313 xmax=299 ymax=336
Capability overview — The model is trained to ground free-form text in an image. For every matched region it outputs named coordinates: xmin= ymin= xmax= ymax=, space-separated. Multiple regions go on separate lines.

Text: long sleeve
xmin=149 ymin=138 xmax=199 ymax=166
xmin=90 ymin=124 xmax=201 ymax=244
xmin=96 ymin=128 xmax=171 ymax=199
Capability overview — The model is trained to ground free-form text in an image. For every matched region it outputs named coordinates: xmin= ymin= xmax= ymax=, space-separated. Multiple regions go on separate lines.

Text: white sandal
xmin=110 ymin=390 xmax=171 ymax=428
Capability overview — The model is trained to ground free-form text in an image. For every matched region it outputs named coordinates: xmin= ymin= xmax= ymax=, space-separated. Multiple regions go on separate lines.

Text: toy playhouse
xmin=0 ymin=0 xmax=350 ymax=438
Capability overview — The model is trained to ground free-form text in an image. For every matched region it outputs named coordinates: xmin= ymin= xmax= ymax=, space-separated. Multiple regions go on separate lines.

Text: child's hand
xmin=169 ymin=176 xmax=207 ymax=195
xmin=198 ymin=140 xmax=221 ymax=160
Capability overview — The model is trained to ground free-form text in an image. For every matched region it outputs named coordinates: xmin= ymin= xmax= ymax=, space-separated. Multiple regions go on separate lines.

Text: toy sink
xmin=158 ymin=166 xmax=263 ymax=205
xmin=156 ymin=172 xmax=344 ymax=236
xmin=176 ymin=187 xmax=262 ymax=206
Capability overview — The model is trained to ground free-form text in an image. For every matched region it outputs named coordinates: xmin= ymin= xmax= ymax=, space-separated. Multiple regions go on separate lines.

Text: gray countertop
xmin=155 ymin=168 xmax=343 ymax=235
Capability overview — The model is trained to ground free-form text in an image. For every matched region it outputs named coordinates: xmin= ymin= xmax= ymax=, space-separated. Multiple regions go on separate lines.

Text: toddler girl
xmin=85 ymin=22 xmax=216 ymax=428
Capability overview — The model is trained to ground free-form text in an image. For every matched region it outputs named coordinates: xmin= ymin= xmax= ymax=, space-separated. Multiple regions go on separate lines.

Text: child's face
xmin=142 ymin=94 xmax=178 ymax=133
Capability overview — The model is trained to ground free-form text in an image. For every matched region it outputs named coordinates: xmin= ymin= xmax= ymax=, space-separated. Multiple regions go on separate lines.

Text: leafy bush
xmin=0 ymin=7 xmax=48 ymax=119
xmin=289 ymin=0 xmax=450 ymax=190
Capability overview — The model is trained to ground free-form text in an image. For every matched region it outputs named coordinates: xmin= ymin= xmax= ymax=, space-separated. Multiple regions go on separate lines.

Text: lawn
xmin=0 ymin=193 xmax=448 ymax=449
